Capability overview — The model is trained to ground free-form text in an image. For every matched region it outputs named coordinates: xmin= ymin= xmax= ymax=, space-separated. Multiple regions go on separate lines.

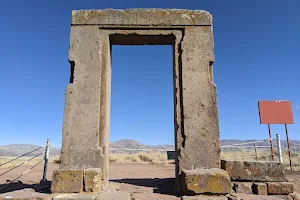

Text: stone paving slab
xmin=228 ymin=193 xmax=292 ymax=200
xmin=96 ymin=190 xmax=131 ymax=200
xmin=53 ymin=193 xmax=99 ymax=200
xmin=116 ymin=183 xmax=154 ymax=193
xmin=181 ymin=195 xmax=228 ymax=200
xmin=0 ymin=188 xmax=54 ymax=200
xmin=132 ymin=192 xmax=180 ymax=200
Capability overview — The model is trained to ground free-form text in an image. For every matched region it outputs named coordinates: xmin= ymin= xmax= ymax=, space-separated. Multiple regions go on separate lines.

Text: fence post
xmin=42 ymin=139 xmax=50 ymax=182
xmin=276 ymin=134 xmax=283 ymax=163
xmin=254 ymin=144 xmax=258 ymax=161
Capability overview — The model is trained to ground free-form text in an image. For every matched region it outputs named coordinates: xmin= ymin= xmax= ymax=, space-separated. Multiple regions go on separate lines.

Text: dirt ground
xmin=0 ymin=163 xmax=300 ymax=199
xmin=0 ymin=163 xmax=179 ymax=199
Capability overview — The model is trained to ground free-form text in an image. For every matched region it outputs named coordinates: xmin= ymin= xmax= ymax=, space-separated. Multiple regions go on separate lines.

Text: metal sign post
xmin=258 ymin=100 xmax=294 ymax=168
xmin=268 ymin=124 xmax=275 ymax=161
xmin=285 ymin=124 xmax=293 ymax=170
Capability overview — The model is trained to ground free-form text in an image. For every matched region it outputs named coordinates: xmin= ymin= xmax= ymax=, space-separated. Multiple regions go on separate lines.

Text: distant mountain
xmin=1 ymin=139 xmax=299 ymax=156
xmin=0 ymin=144 xmax=60 ymax=157
xmin=110 ymin=139 xmax=147 ymax=149
xmin=109 ymin=139 xmax=174 ymax=153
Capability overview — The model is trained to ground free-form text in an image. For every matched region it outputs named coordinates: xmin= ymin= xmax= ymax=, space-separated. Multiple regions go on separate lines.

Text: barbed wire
xmin=0 ymin=146 xmax=45 ymax=167
xmin=220 ymin=139 xmax=269 ymax=148
xmin=50 ymin=144 xmax=61 ymax=147
xmin=292 ymin=159 xmax=300 ymax=165
xmin=0 ymin=159 xmax=44 ymax=192
xmin=282 ymin=147 xmax=300 ymax=156
xmin=0 ymin=152 xmax=44 ymax=177
xmin=224 ymin=154 xmax=272 ymax=160
xmin=221 ymin=145 xmax=271 ymax=148
xmin=289 ymin=142 xmax=300 ymax=148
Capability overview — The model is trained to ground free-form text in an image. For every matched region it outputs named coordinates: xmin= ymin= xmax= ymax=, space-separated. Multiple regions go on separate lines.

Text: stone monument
xmin=51 ymin=9 xmax=231 ymax=195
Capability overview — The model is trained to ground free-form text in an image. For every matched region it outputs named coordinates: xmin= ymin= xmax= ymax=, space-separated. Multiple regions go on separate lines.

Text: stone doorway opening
xmin=109 ymin=44 xmax=176 ymax=193
xmin=107 ymin=33 xmax=182 ymax=191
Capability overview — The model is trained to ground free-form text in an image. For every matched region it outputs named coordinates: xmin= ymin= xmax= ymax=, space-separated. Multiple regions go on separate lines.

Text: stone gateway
xmin=52 ymin=9 xmax=224 ymax=195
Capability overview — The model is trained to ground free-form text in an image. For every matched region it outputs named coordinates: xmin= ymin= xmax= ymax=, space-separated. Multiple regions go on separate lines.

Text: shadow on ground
xmin=111 ymin=178 xmax=180 ymax=196
xmin=0 ymin=181 xmax=51 ymax=194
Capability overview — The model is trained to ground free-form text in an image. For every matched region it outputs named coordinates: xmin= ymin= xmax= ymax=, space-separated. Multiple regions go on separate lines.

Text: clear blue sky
xmin=0 ymin=1 xmax=299 ymax=146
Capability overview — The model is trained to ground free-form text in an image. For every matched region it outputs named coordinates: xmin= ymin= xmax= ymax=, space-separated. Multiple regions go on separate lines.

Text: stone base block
xmin=252 ymin=182 xmax=267 ymax=195
xmin=221 ymin=160 xmax=286 ymax=182
xmin=51 ymin=168 xmax=102 ymax=193
xmin=51 ymin=170 xmax=83 ymax=193
xmin=84 ymin=168 xmax=102 ymax=192
xmin=233 ymin=182 xmax=252 ymax=194
xmin=267 ymin=182 xmax=294 ymax=195
xmin=181 ymin=168 xmax=232 ymax=195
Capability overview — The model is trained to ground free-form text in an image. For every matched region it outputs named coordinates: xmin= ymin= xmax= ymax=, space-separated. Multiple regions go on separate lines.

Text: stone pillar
xmin=179 ymin=26 xmax=220 ymax=172
xmin=53 ymin=26 xmax=111 ymax=192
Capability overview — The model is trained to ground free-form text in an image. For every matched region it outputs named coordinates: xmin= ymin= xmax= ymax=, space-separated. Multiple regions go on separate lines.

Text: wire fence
xmin=220 ymin=134 xmax=300 ymax=170
xmin=0 ymin=135 xmax=300 ymax=193
xmin=0 ymin=139 xmax=50 ymax=193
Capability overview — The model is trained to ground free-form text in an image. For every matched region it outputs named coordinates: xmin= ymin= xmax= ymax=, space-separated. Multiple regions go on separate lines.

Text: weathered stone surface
xmin=181 ymin=195 xmax=227 ymax=200
xmin=53 ymin=193 xmax=98 ymax=200
xmin=96 ymin=190 xmax=131 ymax=200
xmin=116 ymin=183 xmax=154 ymax=194
xmin=278 ymin=195 xmax=293 ymax=200
xmin=181 ymin=196 xmax=227 ymax=200
xmin=181 ymin=168 xmax=232 ymax=195
xmin=51 ymin=170 xmax=83 ymax=193
xmin=290 ymin=192 xmax=300 ymax=200
xmin=179 ymin=25 xmax=220 ymax=173
xmin=221 ymin=160 xmax=286 ymax=182
xmin=233 ymin=182 xmax=252 ymax=194
xmin=58 ymin=8 xmax=219 ymax=193
xmin=229 ymin=193 xmax=292 ymax=200
xmin=84 ymin=168 xmax=102 ymax=192
xmin=267 ymin=182 xmax=294 ymax=195
xmin=252 ymin=183 xmax=267 ymax=195
xmin=0 ymin=190 xmax=54 ymax=200
xmin=72 ymin=9 xmax=212 ymax=26
xmin=286 ymin=178 xmax=295 ymax=182
xmin=226 ymin=194 xmax=239 ymax=200
xmin=59 ymin=25 xmax=110 ymax=184
xmin=132 ymin=193 xmax=179 ymax=200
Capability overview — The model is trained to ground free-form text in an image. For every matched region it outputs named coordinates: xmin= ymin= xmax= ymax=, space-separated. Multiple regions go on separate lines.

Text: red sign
xmin=258 ymin=100 xmax=294 ymax=124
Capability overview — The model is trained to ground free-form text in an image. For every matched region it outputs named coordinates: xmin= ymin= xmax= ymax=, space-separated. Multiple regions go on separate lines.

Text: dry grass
xmin=221 ymin=147 xmax=300 ymax=170
xmin=47 ymin=151 xmax=169 ymax=165
xmin=109 ymin=151 xmax=168 ymax=164
xmin=0 ymin=156 xmax=44 ymax=169
xmin=0 ymin=156 xmax=58 ymax=169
